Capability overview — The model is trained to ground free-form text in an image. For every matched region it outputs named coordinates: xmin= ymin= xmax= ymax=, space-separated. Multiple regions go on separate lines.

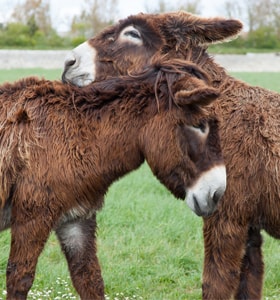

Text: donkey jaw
xmin=62 ymin=42 xmax=97 ymax=87
xmin=185 ymin=165 xmax=227 ymax=217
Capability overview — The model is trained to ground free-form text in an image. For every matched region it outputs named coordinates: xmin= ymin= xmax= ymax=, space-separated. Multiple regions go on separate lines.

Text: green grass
xmin=208 ymin=45 xmax=280 ymax=54
xmin=0 ymin=68 xmax=61 ymax=83
xmin=231 ymin=72 xmax=280 ymax=93
xmin=0 ymin=69 xmax=280 ymax=299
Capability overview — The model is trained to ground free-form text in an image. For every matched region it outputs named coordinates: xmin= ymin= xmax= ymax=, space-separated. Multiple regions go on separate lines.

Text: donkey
xmin=62 ymin=11 xmax=280 ymax=299
xmin=0 ymin=58 xmax=226 ymax=299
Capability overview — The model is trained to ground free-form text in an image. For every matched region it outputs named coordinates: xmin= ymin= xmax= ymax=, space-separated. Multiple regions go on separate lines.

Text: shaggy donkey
xmin=0 ymin=59 xmax=226 ymax=299
xmin=63 ymin=11 xmax=280 ymax=299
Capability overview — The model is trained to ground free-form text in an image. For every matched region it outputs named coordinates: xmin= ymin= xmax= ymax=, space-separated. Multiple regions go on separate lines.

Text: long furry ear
xmin=175 ymin=87 xmax=220 ymax=107
xmin=174 ymin=73 xmax=220 ymax=107
xmin=157 ymin=11 xmax=243 ymax=48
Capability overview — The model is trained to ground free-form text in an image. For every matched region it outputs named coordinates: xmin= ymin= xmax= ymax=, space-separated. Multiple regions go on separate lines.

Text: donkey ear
xmin=175 ymin=83 xmax=220 ymax=107
xmin=158 ymin=11 xmax=243 ymax=46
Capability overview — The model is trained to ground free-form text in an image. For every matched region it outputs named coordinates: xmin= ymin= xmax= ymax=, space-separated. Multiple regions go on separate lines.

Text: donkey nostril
xmin=213 ymin=190 xmax=223 ymax=205
xmin=65 ymin=59 xmax=76 ymax=68
xmin=62 ymin=58 xmax=77 ymax=82
xmin=193 ymin=196 xmax=203 ymax=216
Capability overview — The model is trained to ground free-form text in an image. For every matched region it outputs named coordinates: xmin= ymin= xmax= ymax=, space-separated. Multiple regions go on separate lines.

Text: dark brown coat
xmin=0 ymin=59 xmax=225 ymax=299
xmin=63 ymin=11 xmax=280 ymax=299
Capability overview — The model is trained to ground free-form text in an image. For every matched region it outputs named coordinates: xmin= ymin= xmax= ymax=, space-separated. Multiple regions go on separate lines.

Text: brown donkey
xmin=0 ymin=59 xmax=226 ymax=299
xmin=63 ymin=11 xmax=280 ymax=299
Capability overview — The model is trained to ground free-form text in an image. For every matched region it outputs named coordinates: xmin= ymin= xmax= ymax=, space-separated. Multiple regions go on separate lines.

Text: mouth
xmin=185 ymin=165 xmax=226 ymax=217
xmin=192 ymin=196 xmax=215 ymax=217
xmin=62 ymin=72 xmax=93 ymax=87
xmin=62 ymin=70 xmax=70 ymax=84
xmin=193 ymin=196 xmax=203 ymax=216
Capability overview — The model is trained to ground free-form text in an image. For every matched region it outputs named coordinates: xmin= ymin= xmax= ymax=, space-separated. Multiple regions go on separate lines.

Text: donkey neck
xmin=187 ymin=48 xmax=229 ymax=89
xmin=76 ymin=91 xmax=159 ymax=191
xmin=200 ymin=56 xmax=229 ymax=89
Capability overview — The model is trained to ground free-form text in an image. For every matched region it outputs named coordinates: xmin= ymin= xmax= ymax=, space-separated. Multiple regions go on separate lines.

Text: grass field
xmin=0 ymin=69 xmax=280 ymax=299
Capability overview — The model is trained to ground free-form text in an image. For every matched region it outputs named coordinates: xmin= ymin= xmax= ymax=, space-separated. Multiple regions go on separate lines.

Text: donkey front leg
xmin=56 ymin=214 xmax=105 ymax=300
xmin=234 ymin=227 xmax=264 ymax=300
xmin=202 ymin=214 xmax=248 ymax=300
xmin=6 ymin=210 xmax=53 ymax=300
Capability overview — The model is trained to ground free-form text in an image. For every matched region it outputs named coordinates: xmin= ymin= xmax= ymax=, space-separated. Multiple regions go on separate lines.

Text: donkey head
xmin=131 ymin=58 xmax=225 ymax=216
xmin=62 ymin=11 xmax=242 ymax=86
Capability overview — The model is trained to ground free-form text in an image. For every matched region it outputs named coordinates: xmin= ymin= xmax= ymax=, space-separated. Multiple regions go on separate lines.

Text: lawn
xmin=0 ymin=69 xmax=280 ymax=299
xmin=0 ymin=68 xmax=62 ymax=83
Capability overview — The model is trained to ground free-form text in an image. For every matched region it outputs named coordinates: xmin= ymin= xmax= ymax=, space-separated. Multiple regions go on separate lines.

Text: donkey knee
xmin=56 ymin=222 xmax=86 ymax=256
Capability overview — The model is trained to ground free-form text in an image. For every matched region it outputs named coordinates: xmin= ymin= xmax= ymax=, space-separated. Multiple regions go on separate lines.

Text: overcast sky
xmin=0 ymin=0 xmax=241 ymax=32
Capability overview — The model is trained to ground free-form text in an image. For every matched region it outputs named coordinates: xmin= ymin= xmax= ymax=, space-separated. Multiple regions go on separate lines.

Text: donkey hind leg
xmin=202 ymin=215 xmax=248 ymax=300
xmin=6 ymin=213 xmax=53 ymax=300
xmin=234 ymin=227 xmax=264 ymax=300
xmin=55 ymin=214 xmax=105 ymax=300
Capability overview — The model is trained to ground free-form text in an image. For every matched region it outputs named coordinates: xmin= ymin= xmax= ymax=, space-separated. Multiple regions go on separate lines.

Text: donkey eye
xmin=124 ymin=29 xmax=141 ymax=39
xmin=119 ymin=26 xmax=142 ymax=45
xmin=193 ymin=122 xmax=206 ymax=132
xmin=191 ymin=121 xmax=209 ymax=135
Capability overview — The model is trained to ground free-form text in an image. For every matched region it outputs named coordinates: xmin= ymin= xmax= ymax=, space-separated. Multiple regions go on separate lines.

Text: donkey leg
xmin=234 ymin=227 xmax=264 ymax=300
xmin=55 ymin=214 xmax=105 ymax=300
xmin=6 ymin=213 xmax=52 ymax=299
xmin=202 ymin=215 xmax=248 ymax=300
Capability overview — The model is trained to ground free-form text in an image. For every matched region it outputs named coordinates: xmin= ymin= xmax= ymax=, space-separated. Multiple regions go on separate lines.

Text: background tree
xmin=0 ymin=0 xmax=67 ymax=48
xmin=176 ymin=0 xmax=201 ymax=14
xmin=145 ymin=0 xmax=201 ymax=14
xmin=71 ymin=0 xmax=119 ymax=40
xmin=222 ymin=0 xmax=280 ymax=49
xmin=223 ymin=0 xmax=243 ymax=19
xmin=271 ymin=0 xmax=280 ymax=39
xmin=11 ymin=0 xmax=52 ymax=35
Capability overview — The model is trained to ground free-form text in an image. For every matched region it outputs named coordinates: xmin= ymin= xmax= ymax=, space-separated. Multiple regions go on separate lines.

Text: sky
xmin=0 ymin=0 xmax=240 ymax=33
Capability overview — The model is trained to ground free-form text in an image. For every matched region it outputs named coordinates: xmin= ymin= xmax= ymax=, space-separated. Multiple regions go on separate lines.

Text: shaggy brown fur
xmin=0 ymin=59 xmax=224 ymax=299
xmin=63 ymin=11 xmax=280 ymax=299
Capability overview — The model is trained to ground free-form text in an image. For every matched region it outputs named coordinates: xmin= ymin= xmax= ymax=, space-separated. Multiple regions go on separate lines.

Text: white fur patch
xmin=58 ymin=222 xmax=85 ymax=254
xmin=63 ymin=41 xmax=97 ymax=87
xmin=185 ymin=165 xmax=227 ymax=216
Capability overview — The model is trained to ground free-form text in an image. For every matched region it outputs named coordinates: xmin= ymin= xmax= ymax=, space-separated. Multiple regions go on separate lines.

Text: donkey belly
xmin=263 ymin=222 xmax=280 ymax=239
xmin=259 ymin=209 xmax=280 ymax=239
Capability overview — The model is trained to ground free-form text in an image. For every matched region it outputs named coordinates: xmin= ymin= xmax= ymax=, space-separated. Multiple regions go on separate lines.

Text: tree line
xmin=222 ymin=0 xmax=280 ymax=50
xmin=1 ymin=0 xmax=280 ymax=50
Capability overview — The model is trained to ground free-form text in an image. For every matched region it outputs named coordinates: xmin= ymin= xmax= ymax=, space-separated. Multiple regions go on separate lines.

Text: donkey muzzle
xmin=185 ymin=165 xmax=226 ymax=217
